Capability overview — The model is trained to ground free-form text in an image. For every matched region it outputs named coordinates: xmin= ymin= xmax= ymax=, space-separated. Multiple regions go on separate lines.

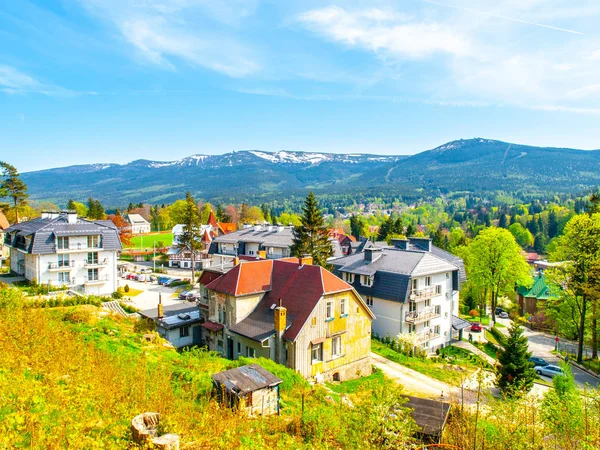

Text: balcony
xmin=48 ymin=261 xmax=75 ymax=271
xmin=405 ymin=308 xmax=441 ymax=324
xmin=416 ymin=330 xmax=440 ymax=343
xmin=84 ymin=275 xmax=109 ymax=285
xmin=57 ymin=243 xmax=103 ymax=252
xmin=84 ymin=258 xmax=109 ymax=268
xmin=409 ymin=288 xmax=435 ymax=302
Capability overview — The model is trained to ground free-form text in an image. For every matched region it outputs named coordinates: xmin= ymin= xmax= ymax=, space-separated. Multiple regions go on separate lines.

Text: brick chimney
xmin=274 ymin=298 xmax=287 ymax=365
xmin=298 ymin=254 xmax=313 ymax=266
xmin=233 ymin=257 xmax=240 ymax=266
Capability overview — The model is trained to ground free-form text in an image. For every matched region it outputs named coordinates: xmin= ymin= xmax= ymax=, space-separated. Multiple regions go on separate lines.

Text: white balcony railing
xmin=416 ymin=330 xmax=440 ymax=343
xmin=409 ymin=288 xmax=435 ymax=302
xmin=84 ymin=258 xmax=109 ymax=267
xmin=405 ymin=308 xmax=441 ymax=324
xmin=84 ymin=275 xmax=109 ymax=284
xmin=48 ymin=261 xmax=75 ymax=270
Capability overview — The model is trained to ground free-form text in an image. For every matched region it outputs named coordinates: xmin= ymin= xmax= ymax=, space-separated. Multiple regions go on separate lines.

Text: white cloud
xmin=78 ymin=0 xmax=261 ymax=77
xmin=296 ymin=6 xmax=471 ymax=59
xmin=0 ymin=66 xmax=75 ymax=96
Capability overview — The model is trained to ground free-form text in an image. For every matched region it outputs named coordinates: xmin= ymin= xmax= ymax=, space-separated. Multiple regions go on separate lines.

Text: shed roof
xmin=212 ymin=364 xmax=283 ymax=395
xmin=405 ymin=395 xmax=451 ymax=436
xmin=139 ymin=303 xmax=202 ymax=330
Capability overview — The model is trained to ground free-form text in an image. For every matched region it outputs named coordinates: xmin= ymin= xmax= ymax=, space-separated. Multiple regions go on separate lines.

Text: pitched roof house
xmin=332 ymin=238 xmax=464 ymax=351
xmin=4 ymin=211 xmax=122 ymax=295
xmin=125 ymin=214 xmax=151 ymax=235
xmin=0 ymin=210 xmax=9 ymax=262
xmin=201 ymin=258 xmax=375 ymax=381
xmin=516 ymin=274 xmax=556 ymax=317
xmin=208 ymin=224 xmax=344 ymax=260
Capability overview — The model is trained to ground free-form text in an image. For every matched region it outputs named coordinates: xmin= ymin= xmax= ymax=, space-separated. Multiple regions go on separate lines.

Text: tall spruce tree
xmin=349 ymin=215 xmax=364 ymax=240
xmin=178 ymin=192 xmax=203 ymax=284
xmin=67 ymin=199 xmax=76 ymax=211
xmin=496 ymin=323 xmax=537 ymax=396
xmin=290 ymin=192 xmax=333 ymax=267
xmin=0 ymin=162 xmax=28 ymax=223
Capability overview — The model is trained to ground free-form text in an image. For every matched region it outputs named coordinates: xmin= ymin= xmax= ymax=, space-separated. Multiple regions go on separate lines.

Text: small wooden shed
xmin=212 ymin=364 xmax=282 ymax=417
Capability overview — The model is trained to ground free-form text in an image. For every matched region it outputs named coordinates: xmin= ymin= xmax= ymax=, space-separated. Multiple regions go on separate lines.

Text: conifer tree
xmin=290 ymin=192 xmax=333 ymax=267
xmin=178 ymin=192 xmax=203 ymax=284
xmin=496 ymin=323 xmax=537 ymax=396
xmin=349 ymin=215 xmax=364 ymax=240
xmin=67 ymin=199 xmax=76 ymax=211
xmin=0 ymin=162 xmax=28 ymax=223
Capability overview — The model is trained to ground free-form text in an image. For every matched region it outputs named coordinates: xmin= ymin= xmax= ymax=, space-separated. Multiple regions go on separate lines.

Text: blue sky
xmin=1 ymin=0 xmax=600 ymax=172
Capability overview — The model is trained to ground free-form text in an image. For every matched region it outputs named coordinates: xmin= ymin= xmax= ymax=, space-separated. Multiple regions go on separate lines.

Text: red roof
xmin=198 ymin=270 xmax=223 ymax=287
xmin=205 ymin=260 xmax=274 ymax=296
xmin=201 ymin=230 xmax=212 ymax=244
xmin=201 ymin=321 xmax=224 ymax=332
xmin=218 ymin=222 xmax=237 ymax=234
xmin=207 ymin=211 xmax=218 ymax=228
xmin=0 ymin=211 xmax=8 ymax=230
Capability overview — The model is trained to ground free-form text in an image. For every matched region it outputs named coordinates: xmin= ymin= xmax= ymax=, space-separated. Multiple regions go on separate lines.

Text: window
xmin=58 ymin=272 xmax=70 ymax=284
xmin=434 ymin=325 xmax=440 ymax=336
xmin=425 ymin=299 xmax=431 ymax=307
xmin=87 ymin=268 xmax=98 ymax=281
xmin=57 ymin=236 xmax=69 ymax=250
xmin=87 ymin=235 xmax=100 ymax=248
xmin=312 ymin=317 xmax=317 ymax=327
xmin=409 ymin=301 xmax=416 ymax=312
xmin=326 ymin=301 xmax=333 ymax=320
xmin=366 ymin=296 xmax=374 ymax=307
xmin=340 ymin=299 xmax=346 ymax=316
xmin=424 ymin=320 xmax=430 ymax=328
xmin=408 ymin=324 xmax=416 ymax=333
xmin=58 ymin=254 xmax=70 ymax=267
xmin=343 ymin=272 xmax=354 ymax=283
xmin=311 ymin=343 xmax=323 ymax=363
xmin=435 ymin=305 xmax=441 ymax=315
xmin=237 ymin=342 xmax=241 ymax=354
xmin=435 ymin=284 xmax=442 ymax=295
xmin=218 ymin=303 xmax=226 ymax=324
xmin=361 ymin=275 xmax=373 ymax=287
xmin=425 ymin=276 xmax=432 ymax=287
xmin=332 ymin=336 xmax=342 ymax=358
xmin=446 ymin=272 xmax=450 ymax=279
xmin=412 ymin=278 xmax=418 ymax=291
xmin=87 ymin=252 xmax=98 ymax=264
xmin=246 ymin=346 xmax=255 ymax=358
xmin=180 ymin=325 xmax=190 ymax=338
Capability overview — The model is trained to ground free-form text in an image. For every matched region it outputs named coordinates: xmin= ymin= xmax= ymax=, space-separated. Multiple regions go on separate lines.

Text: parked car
xmin=121 ymin=272 xmax=130 ymax=279
xmin=529 ymin=357 xmax=549 ymax=367
xmin=148 ymin=275 xmax=157 ymax=283
xmin=157 ymin=276 xmax=171 ymax=285
xmin=470 ymin=322 xmax=482 ymax=332
xmin=126 ymin=273 xmax=137 ymax=280
xmin=164 ymin=278 xmax=180 ymax=287
xmin=140 ymin=268 xmax=153 ymax=274
xmin=136 ymin=274 xmax=146 ymax=282
xmin=495 ymin=307 xmax=503 ymax=315
xmin=535 ymin=365 xmax=565 ymax=378
xmin=179 ymin=290 xmax=192 ymax=300
xmin=499 ymin=312 xmax=509 ymax=319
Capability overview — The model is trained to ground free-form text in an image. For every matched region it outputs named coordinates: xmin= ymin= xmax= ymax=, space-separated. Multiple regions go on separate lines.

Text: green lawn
xmin=326 ymin=368 xmax=388 ymax=394
xmin=126 ymin=232 xmax=174 ymax=249
xmin=461 ymin=315 xmax=491 ymax=326
xmin=371 ymin=340 xmax=480 ymax=386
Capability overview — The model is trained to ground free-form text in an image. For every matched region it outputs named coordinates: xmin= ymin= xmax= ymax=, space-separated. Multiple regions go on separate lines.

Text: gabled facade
xmin=4 ymin=211 xmax=121 ymax=295
xmin=332 ymin=238 xmax=465 ymax=352
xmin=200 ymin=258 xmax=375 ymax=381
xmin=125 ymin=214 xmax=151 ymax=234
xmin=517 ymin=274 xmax=556 ymax=316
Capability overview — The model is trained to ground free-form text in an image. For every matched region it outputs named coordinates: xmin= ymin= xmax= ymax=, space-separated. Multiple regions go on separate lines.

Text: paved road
xmin=117 ymin=278 xmax=186 ymax=311
xmin=495 ymin=318 xmax=599 ymax=388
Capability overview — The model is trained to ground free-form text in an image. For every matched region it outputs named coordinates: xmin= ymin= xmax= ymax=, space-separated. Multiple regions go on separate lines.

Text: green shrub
xmin=112 ymin=290 xmax=124 ymax=299
xmin=124 ymin=284 xmax=130 ymax=293
xmin=489 ymin=326 xmax=507 ymax=348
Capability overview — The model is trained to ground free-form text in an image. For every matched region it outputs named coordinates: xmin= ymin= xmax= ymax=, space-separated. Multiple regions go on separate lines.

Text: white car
xmin=121 ymin=272 xmax=130 ymax=279
xmin=535 ymin=365 xmax=565 ymax=378
xmin=136 ymin=274 xmax=146 ymax=282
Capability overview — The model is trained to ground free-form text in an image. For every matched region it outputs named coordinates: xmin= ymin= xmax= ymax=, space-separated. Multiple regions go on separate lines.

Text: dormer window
xmin=361 ymin=275 xmax=373 ymax=287
xmin=343 ymin=272 xmax=354 ymax=283
xmin=87 ymin=235 xmax=101 ymax=248
xmin=57 ymin=236 xmax=69 ymax=250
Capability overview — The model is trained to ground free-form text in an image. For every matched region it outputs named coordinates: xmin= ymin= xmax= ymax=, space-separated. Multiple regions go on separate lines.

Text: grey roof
xmin=212 ymin=226 xmax=294 ymax=247
xmin=405 ymin=395 xmax=451 ymax=436
xmin=452 ymin=315 xmax=472 ymax=331
xmin=332 ymin=245 xmax=460 ymax=303
xmin=140 ymin=303 xmax=202 ymax=330
xmin=228 ymin=309 xmax=279 ymax=342
xmin=5 ymin=213 xmax=122 ymax=254
xmin=212 ymin=364 xmax=282 ymax=395
xmin=210 ymin=225 xmax=343 ymax=258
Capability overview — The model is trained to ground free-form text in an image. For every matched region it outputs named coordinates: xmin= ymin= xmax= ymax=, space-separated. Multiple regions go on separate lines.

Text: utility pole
xmin=153 ymin=242 xmax=156 ymax=272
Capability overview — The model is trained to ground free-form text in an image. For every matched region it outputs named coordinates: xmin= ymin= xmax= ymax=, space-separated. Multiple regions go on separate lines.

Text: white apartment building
xmin=4 ymin=211 xmax=122 ymax=295
xmin=332 ymin=238 xmax=466 ymax=352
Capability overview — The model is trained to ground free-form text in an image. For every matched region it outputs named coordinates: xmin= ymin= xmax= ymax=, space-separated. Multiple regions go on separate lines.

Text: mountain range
xmin=21 ymin=138 xmax=600 ymax=206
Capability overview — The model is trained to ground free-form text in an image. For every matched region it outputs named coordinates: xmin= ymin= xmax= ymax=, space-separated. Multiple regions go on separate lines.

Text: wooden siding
xmin=292 ymin=290 xmax=372 ymax=379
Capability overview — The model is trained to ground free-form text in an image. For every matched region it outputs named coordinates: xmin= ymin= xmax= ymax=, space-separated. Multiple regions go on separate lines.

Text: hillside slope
xmin=20 ymin=139 xmax=600 ymax=206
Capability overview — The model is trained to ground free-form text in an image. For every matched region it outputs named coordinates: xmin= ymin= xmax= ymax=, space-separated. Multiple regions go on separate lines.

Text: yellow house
xmin=202 ymin=258 xmax=375 ymax=381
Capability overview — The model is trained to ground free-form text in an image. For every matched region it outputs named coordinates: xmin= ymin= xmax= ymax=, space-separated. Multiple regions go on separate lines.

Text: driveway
xmin=117 ymin=278 xmax=184 ymax=311
xmin=495 ymin=319 xmax=599 ymax=388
